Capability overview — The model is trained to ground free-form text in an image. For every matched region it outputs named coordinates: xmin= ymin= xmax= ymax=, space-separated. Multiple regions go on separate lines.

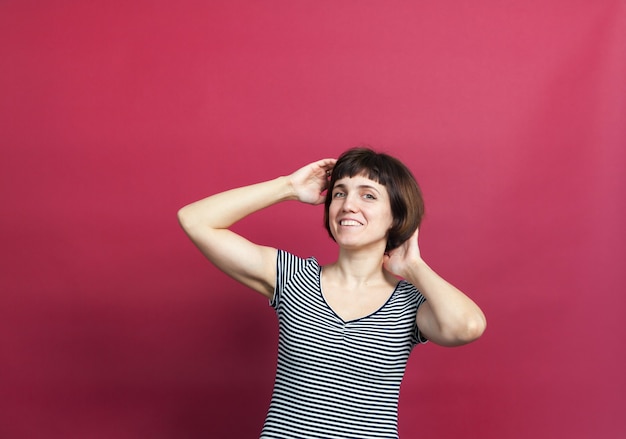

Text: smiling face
xmin=323 ymin=147 xmax=425 ymax=252
xmin=328 ymin=174 xmax=394 ymax=252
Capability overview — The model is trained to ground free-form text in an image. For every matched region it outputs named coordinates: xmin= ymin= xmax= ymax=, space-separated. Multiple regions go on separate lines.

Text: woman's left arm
xmin=383 ymin=229 xmax=486 ymax=347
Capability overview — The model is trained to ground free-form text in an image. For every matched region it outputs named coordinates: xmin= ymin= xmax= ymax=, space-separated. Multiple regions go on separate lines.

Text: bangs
xmin=332 ymin=157 xmax=390 ymax=187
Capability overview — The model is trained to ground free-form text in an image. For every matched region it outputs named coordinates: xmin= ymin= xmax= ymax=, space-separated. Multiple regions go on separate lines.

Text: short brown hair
xmin=324 ymin=147 xmax=425 ymax=252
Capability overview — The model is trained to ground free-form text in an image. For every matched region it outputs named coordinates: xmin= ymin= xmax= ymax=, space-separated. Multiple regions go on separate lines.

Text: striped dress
xmin=261 ymin=250 xmax=427 ymax=439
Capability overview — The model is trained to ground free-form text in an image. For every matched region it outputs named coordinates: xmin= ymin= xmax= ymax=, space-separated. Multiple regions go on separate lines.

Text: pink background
xmin=1 ymin=1 xmax=624 ymax=438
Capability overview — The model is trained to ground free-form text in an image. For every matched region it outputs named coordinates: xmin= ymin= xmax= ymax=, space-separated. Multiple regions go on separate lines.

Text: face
xmin=328 ymin=174 xmax=394 ymax=252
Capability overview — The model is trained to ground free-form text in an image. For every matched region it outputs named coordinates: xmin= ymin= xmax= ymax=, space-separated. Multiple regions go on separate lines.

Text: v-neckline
xmin=318 ymin=266 xmax=401 ymax=323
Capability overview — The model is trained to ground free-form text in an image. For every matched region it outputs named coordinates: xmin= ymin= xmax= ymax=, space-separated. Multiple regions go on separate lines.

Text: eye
xmin=363 ymin=193 xmax=376 ymax=200
xmin=333 ymin=191 xmax=346 ymax=198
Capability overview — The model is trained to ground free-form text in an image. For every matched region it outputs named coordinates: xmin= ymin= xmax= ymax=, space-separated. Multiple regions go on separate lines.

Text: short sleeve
xmin=270 ymin=249 xmax=309 ymax=309
xmin=413 ymin=287 xmax=429 ymax=345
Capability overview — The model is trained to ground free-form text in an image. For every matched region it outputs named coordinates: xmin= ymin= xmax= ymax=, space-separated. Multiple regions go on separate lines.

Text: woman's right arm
xmin=177 ymin=158 xmax=336 ymax=299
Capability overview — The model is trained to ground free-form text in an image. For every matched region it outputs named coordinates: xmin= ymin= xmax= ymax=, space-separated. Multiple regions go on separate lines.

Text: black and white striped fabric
xmin=261 ymin=250 xmax=427 ymax=439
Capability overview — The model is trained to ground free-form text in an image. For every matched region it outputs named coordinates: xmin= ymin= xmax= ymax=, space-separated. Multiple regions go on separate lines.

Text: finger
xmin=312 ymin=158 xmax=336 ymax=169
xmin=319 ymin=158 xmax=337 ymax=166
xmin=318 ymin=158 xmax=336 ymax=173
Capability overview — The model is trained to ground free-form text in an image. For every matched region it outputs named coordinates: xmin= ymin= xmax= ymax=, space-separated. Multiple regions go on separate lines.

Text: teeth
xmin=340 ymin=220 xmax=361 ymax=226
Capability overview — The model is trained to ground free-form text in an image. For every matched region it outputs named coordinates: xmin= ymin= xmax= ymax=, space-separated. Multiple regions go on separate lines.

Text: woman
xmin=178 ymin=147 xmax=486 ymax=438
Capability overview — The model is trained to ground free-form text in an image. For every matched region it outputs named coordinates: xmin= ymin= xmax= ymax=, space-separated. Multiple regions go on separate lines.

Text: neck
xmin=328 ymin=246 xmax=392 ymax=287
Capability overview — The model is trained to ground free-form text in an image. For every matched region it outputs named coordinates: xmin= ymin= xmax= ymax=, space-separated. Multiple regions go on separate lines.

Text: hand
xmin=383 ymin=228 xmax=423 ymax=278
xmin=288 ymin=158 xmax=337 ymax=205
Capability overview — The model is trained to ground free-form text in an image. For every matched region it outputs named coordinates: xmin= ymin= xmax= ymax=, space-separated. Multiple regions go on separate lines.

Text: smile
xmin=339 ymin=219 xmax=363 ymax=226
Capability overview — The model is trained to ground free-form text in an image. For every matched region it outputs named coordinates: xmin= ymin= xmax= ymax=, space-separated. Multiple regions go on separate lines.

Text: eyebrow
xmin=333 ymin=183 xmax=382 ymax=194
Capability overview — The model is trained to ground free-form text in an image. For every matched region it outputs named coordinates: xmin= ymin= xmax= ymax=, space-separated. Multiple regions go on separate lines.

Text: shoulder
xmin=277 ymin=249 xmax=320 ymax=270
xmin=275 ymin=249 xmax=320 ymax=290
xmin=396 ymin=280 xmax=427 ymax=305
xmin=272 ymin=250 xmax=320 ymax=307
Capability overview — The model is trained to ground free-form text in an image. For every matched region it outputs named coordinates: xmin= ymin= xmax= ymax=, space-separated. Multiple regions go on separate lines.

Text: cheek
xmin=383 ymin=208 xmax=395 ymax=229
xmin=326 ymin=203 xmax=338 ymax=228
xmin=326 ymin=206 xmax=339 ymax=239
xmin=328 ymin=200 xmax=340 ymax=217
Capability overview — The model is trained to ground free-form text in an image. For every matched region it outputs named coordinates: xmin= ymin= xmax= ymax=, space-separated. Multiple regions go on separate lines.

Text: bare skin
xmin=178 ymin=157 xmax=486 ymax=347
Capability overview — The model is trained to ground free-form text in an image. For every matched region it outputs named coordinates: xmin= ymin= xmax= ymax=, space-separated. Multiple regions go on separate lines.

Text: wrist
xmin=402 ymin=258 xmax=430 ymax=283
xmin=277 ymin=176 xmax=299 ymax=201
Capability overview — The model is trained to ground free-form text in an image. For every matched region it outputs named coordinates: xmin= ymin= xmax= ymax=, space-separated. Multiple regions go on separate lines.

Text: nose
xmin=342 ymin=193 xmax=358 ymax=212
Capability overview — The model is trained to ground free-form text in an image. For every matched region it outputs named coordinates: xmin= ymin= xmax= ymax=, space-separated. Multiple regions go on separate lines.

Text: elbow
xmin=463 ymin=313 xmax=486 ymax=343
xmin=177 ymin=206 xmax=187 ymax=228
xmin=440 ymin=313 xmax=486 ymax=347
xmin=177 ymin=205 xmax=194 ymax=232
